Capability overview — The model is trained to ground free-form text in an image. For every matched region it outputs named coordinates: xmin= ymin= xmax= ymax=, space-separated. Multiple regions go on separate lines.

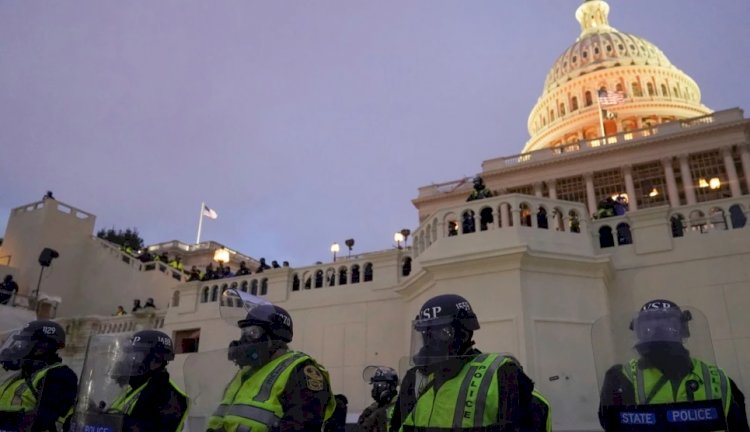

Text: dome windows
xmin=582 ymin=51 xmax=588 ymax=59
xmin=572 ymin=55 xmax=578 ymax=63
xmin=585 ymin=91 xmax=593 ymax=107
xmin=594 ymin=47 xmax=600 ymax=55
xmin=606 ymin=45 xmax=612 ymax=52
xmin=618 ymin=43 xmax=624 ymax=51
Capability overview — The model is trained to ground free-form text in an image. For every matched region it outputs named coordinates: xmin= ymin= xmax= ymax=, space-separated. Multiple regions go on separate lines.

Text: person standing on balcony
xmin=235 ymin=261 xmax=251 ymax=276
xmin=0 ymin=320 xmax=78 ymax=431
xmin=168 ymin=255 xmax=184 ymax=272
xmin=114 ymin=305 xmax=127 ymax=316
xmin=132 ymin=299 xmax=142 ymax=313
xmin=187 ymin=266 xmax=202 ymax=281
xmin=0 ymin=275 xmax=18 ymax=305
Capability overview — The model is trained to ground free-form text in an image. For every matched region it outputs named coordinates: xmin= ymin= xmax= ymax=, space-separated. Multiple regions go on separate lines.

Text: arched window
xmin=709 ymin=208 xmax=727 ymax=231
xmin=729 ymin=204 xmax=747 ymax=229
xmin=537 ymin=206 xmax=548 ymax=229
xmin=402 ymin=257 xmax=412 ymax=277
xmin=661 ymin=84 xmax=668 ymax=97
xmin=462 ymin=210 xmax=476 ymax=234
xmin=351 ymin=265 xmax=360 ymax=284
xmin=616 ymin=83 xmax=624 ymax=92
xmin=292 ymin=274 xmax=300 ymax=291
xmin=480 ymin=207 xmax=494 ymax=231
xmin=647 ymin=82 xmax=655 ymax=96
xmin=448 ymin=220 xmax=459 ymax=237
xmin=201 ymin=287 xmax=209 ymax=303
xmin=251 ymin=279 xmax=259 ymax=295
xmin=241 ymin=281 xmax=249 ymax=293
xmin=172 ymin=291 xmax=180 ymax=307
xmin=569 ymin=210 xmax=581 ymax=233
xmin=673 ymin=87 xmax=681 ymax=98
xmin=363 ymin=263 xmax=373 ymax=282
xmin=260 ymin=278 xmax=268 ymax=295
xmin=549 ymin=109 xmax=555 ymax=122
xmin=599 ymin=226 xmax=615 ymax=248
xmin=689 ymin=210 xmax=707 ymax=233
xmin=631 ymin=82 xmax=642 ymax=97
xmin=553 ymin=208 xmax=565 ymax=231
xmin=571 ymin=96 xmax=579 ymax=111
xmin=326 ymin=268 xmax=336 ymax=287
xmin=559 ymin=103 xmax=566 ymax=116
xmin=304 ymin=273 xmax=312 ymax=289
xmin=338 ymin=267 xmax=348 ymax=285
xmin=520 ymin=203 xmax=532 ymax=227
xmin=670 ymin=214 xmax=685 ymax=237
xmin=211 ymin=286 xmax=219 ymax=302
xmin=585 ymin=91 xmax=593 ymax=107
xmin=616 ymin=223 xmax=632 ymax=245
xmin=314 ymin=270 xmax=323 ymax=288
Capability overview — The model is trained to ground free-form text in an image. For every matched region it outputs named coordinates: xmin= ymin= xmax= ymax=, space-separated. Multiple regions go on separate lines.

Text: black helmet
xmin=631 ymin=299 xmax=692 ymax=344
xmin=238 ymin=304 xmax=293 ymax=343
xmin=130 ymin=330 xmax=175 ymax=361
xmin=19 ymin=320 xmax=66 ymax=349
xmin=414 ymin=294 xmax=479 ymax=332
xmin=367 ymin=366 xmax=398 ymax=384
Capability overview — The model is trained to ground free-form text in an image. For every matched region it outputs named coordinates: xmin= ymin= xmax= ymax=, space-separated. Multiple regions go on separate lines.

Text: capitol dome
xmin=523 ymin=0 xmax=711 ymax=153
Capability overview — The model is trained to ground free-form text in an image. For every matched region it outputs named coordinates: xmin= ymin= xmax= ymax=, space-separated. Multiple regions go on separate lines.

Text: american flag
xmin=598 ymin=89 xmax=625 ymax=106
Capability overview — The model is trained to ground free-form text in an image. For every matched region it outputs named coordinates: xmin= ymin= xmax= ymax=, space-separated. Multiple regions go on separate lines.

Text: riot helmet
xmin=0 ymin=320 xmax=65 ymax=367
xmin=410 ymin=294 xmax=479 ymax=367
xmin=363 ymin=366 xmax=399 ymax=405
xmin=630 ymin=299 xmax=693 ymax=370
xmin=229 ymin=304 xmax=293 ymax=367
xmin=111 ymin=330 xmax=174 ymax=381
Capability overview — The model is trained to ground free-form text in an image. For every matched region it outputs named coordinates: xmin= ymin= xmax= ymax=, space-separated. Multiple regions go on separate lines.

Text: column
xmin=585 ymin=172 xmax=597 ymax=216
xmin=547 ymin=179 xmax=557 ymax=200
xmin=678 ymin=154 xmax=697 ymax=205
xmin=622 ymin=165 xmax=638 ymax=211
xmin=500 ymin=203 xmax=510 ymax=228
xmin=722 ymin=146 xmax=741 ymax=197
xmin=661 ymin=157 xmax=680 ymax=207
xmin=533 ymin=182 xmax=543 ymax=197
xmin=740 ymin=144 xmax=750 ymax=194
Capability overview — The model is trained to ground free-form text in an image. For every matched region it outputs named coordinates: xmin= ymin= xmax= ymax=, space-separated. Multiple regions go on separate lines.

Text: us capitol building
xmin=1 ymin=1 xmax=748 ymax=430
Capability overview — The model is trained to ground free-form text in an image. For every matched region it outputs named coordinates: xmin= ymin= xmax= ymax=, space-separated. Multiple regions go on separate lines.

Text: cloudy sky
xmin=1 ymin=1 xmax=749 ymax=266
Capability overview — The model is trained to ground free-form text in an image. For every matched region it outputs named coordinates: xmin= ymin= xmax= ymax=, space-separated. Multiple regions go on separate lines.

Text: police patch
xmin=304 ymin=365 xmax=324 ymax=391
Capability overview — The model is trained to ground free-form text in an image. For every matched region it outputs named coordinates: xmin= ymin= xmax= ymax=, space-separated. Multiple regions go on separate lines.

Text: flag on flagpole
xmin=202 ymin=204 xmax=218 ymax=220
xmin=598 ymin=89 xmax=625 ymax=106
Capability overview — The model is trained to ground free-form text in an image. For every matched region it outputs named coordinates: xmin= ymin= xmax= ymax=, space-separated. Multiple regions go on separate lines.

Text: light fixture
xmin=330 ymin=243 xmax=340 ymax=262
xmin=709 ymin=177 xmax=721 ymax=190
xmin=394 ymin=232 xmax=405 ymax=249
xmin=611 ymin=193 xmax=628 ymax=203
xmin=698 ymin=178 xmax=709 ymax=188
xmin=213 ymin=248 xmax=230 ymax=264
xmin=345 ymin=239 xmax=355 ymax=257
xmin=648 ymin=188 xmax=659 ymax=198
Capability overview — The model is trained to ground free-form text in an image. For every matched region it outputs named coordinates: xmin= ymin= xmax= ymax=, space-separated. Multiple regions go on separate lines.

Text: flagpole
xmin=597 ymin=93 xmax=606 ymax=138
xmin=196 ymin=202 xmax=205 ymax=244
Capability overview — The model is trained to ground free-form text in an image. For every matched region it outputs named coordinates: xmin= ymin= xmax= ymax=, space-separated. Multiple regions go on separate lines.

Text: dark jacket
xmin=122 ymin=370 xmax=188 ymax=432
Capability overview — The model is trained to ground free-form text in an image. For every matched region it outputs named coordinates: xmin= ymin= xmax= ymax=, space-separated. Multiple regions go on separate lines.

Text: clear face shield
xmin=220 ymin=289 xmax=276 ymax=368
xmin=362 ymin=365 xmax=398 ymax=404
xmin=0 ymin=330 xmax=36 ymax=370
xmin=409 ymin=315 xmax=457 ymax=367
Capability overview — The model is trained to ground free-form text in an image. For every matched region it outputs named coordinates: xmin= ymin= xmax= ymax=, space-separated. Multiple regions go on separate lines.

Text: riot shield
xmin=183 ymin=348 xmax=239 ymax=432
xmin=592 ymin=306 xmax=727 ymax=431
xmin=69 ymin=333 xmax=132 ymax=432
xmin=220 ymin=288 xmax=271 ymax=327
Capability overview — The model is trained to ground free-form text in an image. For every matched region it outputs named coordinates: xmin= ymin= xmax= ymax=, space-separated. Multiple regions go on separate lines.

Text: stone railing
xmin=95 ymin=237 xmax=186 ymax=282
xmin=147 ymin=240 xmax=254 ymax=263
xmin=56 ymin=310 xmax=166 ymax=357
xmin=12 ymin=199 xmax=95 ymax=220
xmin=483 ymin=109 xmax=743 ymax=172
xmin=411 ymin=194 xmax=591 ymax=258
xmin=589 ymin=214 xmax=633 ymax=249
xmin=668 ymin=196 xmax=750 ymax=237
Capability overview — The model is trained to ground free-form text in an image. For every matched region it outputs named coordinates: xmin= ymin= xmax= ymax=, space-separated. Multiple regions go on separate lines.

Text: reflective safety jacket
xmin=400 ymin=353 xmax=511 ymax=431
xmin=0 ymin=363 xmax=70 ymax=428
xmin=209 ymin=351 xmax=336 ymax=432
xmin=110 ymin=376 xmax=189 ymax=432
xmin=531 ymin=389 xmax=552 ymax=432
xmin=622 ymin=358 xmax=731 ymax=417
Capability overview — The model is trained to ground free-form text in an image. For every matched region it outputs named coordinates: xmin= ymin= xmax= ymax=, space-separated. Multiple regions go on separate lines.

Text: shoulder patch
xmin=303 ymin=364 xmax=325 ymax=391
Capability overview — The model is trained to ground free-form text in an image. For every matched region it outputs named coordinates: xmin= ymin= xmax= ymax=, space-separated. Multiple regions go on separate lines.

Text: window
xmin=173 ymin=329 xmax=200 ymax=354
xmin=292 ymin=274 xmax=300 ymax=291
xmin=647 ymin=82 xmax=655 ymax=96
xmin=616 ymin=223 xmax=632 ymax=245
xmin=480 ymin=207 xmax=494 ymax=231
xmin=402 ymin=257 xmax=412 ymax=277
xmin=462 ymin=210 xmax=476 ymax=234
xmin=571 ymin=96 xmax=579 ymax=111
xmin=251 ymin=279 xmax=258 ymax=295
xmin=670 ymin=214 xmax=685 ymax=237
xmin=260 ymin=278 xmax=268 ymax=295
xmin=171 ymin=291 xmax=180 ymax=307
xmin=594 ymin=168 xmax=625 ymax=204
xmin=210 ymin=286 xmax=219 ymax=302
xmin=661 ymin=84 xmax=668 ymax=96
xmin=520 ymin=203 xmax=532 ymax=227
xmin=633 ymin=162 xmax=668 ymax=209
xmin=556 ymin=175 xmax=587 ymax=205
xmin=338 ymin=267 xmax=348 ymax=285
xmin=201 ymin=287 xmax=209 ymax=303
xmin=351 ymin=265 xmax=360 ymax=283
xmin=559 ymin=103 xmax=566 ymax=116
xmin=729 ymin=205 xmax=747 ymax=228
xmin=689 ymin=150 xmax=727 ymax=203
xmin=585 ymin=91 xmax=593 ymax=107
xmin=363 ymin=263 xmax=373 ymax=282
xmin=599 ymin=226 xmax=615 ymax=248
xmin=537 ymin=207 xmax=548 ymax=229
xmin=631 ymin=82 xmax=643 ymax=97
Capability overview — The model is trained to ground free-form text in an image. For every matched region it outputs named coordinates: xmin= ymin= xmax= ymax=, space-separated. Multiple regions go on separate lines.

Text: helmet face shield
xmin=109 ymin=346 xmax=151 ymax=379
xmin=0 ymin=331 xmax=34 ymax=362
xmin=633 ymin=308 xmax=685 ymax=345
xmin=410 ymin=320 xmax=456 ymax=366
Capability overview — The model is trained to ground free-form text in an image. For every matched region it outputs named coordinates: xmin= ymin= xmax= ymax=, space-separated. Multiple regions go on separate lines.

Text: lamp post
xmin=345 ymin=239 xmax=355 ymax=258
xmin=330 ymin=243 xmax=340 ymax=262
xmin=400 ymin=229 xmax=411 ymax=248
xmin=394 ymin=232 xmax=405 ymax=249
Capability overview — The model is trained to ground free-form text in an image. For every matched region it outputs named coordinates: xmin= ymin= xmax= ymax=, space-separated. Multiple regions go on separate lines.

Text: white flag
xmin=202 ymin=204 xmax=218 ymax=220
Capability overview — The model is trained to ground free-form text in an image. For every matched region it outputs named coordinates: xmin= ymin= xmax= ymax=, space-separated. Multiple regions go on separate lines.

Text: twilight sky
xmin=1 ymin=1 xmax=749 ymax=266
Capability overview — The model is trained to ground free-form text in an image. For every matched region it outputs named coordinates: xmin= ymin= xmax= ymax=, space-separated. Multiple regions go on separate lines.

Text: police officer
xmin=208 ymin=303 xmax=336 ymax=431
xmin=108 ymin=330 xmax=189 ymax=432
xmin=598 ymin=299 xmax=749 ymax=431
xmin=0 ymin=320 xmax=77 ymax=431
xmin=390 ymin=294 xmax=534 ymax=431
xmin=500 ymin=353 xmax=552 ymax=432
xmin=357 ymin=366 xmax=398 ymax=432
